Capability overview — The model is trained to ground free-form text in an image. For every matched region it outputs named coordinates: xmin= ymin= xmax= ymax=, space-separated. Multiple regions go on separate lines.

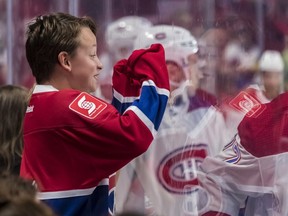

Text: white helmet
xmin=259 ymin=50 xmax=284 ymax=73
xmin=134 ymin=24 xmax=199 ymax=102
xmin=105 ymin=16 xmax=153 ymax=60
xmin=133 ymin=24 xmax=198 ymax=69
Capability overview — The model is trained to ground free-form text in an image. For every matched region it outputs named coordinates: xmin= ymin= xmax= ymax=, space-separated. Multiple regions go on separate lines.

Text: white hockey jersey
xmin=115 ymin=88 xmax=230 ymax=216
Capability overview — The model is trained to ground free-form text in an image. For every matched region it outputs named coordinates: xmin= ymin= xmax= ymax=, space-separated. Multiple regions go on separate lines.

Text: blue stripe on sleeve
xmin=111 ymin=97 xmax=132 ymax=114
xmin=131 ymin=85 xmax=168 ymax=130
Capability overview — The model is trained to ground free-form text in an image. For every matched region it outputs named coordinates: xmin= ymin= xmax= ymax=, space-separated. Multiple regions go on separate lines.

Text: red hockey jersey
xmin=20 ymin=44 xmax=169 ymax=216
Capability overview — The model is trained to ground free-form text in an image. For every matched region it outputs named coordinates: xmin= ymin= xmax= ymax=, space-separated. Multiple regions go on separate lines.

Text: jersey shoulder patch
xmin=69 ymin=92 xmax=107 ymax=119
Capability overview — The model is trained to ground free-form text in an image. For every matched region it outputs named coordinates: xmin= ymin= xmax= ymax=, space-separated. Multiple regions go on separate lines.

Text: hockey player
xmin=20 ymin=12 xmax=170 ymax=216
xmin=95 ymin=16 xmax=153 ymax=102
xmin=115 ymin=25 xmax=230 ymax=216
xmin=194 ymin=45 xmax=286 ymax=216
xmin=197 ymin=88 xmax=288 ymax=215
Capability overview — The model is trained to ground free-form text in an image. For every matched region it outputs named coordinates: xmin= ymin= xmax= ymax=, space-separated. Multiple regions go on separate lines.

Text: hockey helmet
xmin=105 ymin=16 xmax=153 ymax=60
xmin=259 ymin=50 xmax=284 ymax=73
xmin=134 ymin=24 xmax=198 ymax=69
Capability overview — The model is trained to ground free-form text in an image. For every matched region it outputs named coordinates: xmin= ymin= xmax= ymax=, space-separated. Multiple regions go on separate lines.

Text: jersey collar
xmin=33 ymin=85 xmax=59 ymax=93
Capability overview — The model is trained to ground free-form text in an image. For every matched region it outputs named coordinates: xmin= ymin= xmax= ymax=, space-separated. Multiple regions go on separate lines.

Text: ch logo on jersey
xmin=157 ymin=144 xmax=208 ymax=194
xmin=229 ymin=91 xmax=265 ymax=118
xmin=69 ymin=93 xmax=107 ymax=119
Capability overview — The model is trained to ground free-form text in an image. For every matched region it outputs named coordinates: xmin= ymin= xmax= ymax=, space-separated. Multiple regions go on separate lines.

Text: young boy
xmin=20 ymin=12 xmax=169 ymax=216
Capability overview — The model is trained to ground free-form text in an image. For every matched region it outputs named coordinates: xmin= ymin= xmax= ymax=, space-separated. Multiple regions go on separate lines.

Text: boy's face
xmin=68 ymin=27 xmax=103 ymax=93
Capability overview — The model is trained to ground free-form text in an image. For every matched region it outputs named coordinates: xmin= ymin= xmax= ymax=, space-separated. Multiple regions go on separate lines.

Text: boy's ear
xmin=58 ymin=51 xmax=71 ymax=71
